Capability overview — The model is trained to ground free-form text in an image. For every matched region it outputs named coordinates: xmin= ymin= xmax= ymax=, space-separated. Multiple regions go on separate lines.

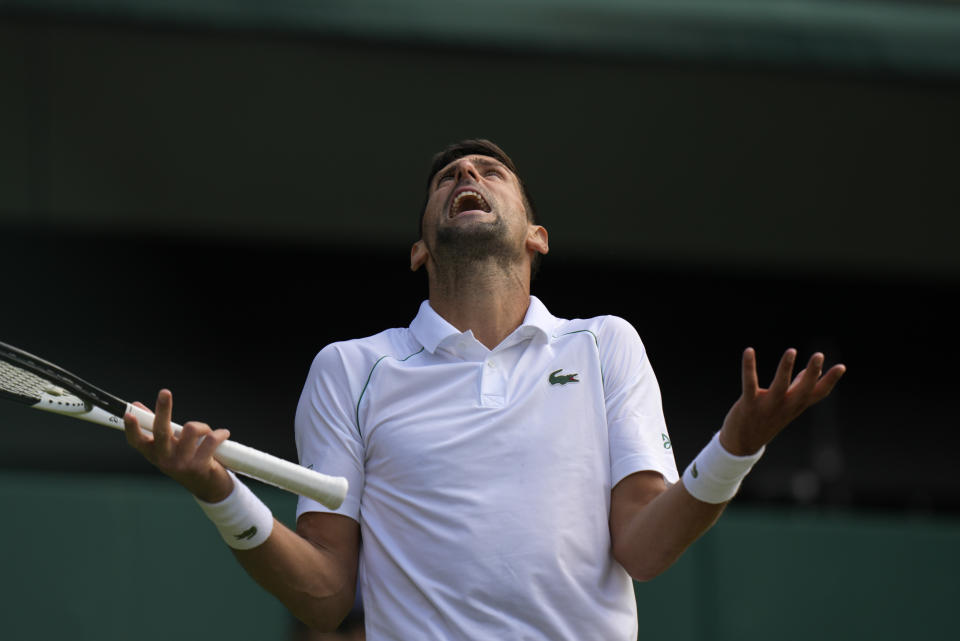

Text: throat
xmin=428 ymin=285 xmax=532 ymax=351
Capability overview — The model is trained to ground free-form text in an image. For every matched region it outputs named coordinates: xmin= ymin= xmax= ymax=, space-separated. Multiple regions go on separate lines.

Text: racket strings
xmin=0 ymin=359 xmax=67 ymax=401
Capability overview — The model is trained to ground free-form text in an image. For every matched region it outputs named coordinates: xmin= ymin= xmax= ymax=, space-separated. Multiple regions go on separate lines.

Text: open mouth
xmin=449 ymin=190 xmax=492 ymax=218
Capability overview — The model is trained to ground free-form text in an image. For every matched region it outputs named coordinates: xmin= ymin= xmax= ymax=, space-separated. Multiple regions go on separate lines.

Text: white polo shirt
xmin=295 ymin=296 xmax=678 ymax=640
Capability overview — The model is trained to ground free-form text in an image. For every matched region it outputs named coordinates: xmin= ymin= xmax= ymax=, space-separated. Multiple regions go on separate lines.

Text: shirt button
xmin=487 ymin=361 xmax=496 ymax=369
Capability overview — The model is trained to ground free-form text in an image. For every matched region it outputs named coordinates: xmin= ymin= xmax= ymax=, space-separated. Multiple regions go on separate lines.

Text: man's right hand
xmin=124 ymin=390 xmax=360 ymax=631
xmin=123 ymin=389 xmax=234 ymax=503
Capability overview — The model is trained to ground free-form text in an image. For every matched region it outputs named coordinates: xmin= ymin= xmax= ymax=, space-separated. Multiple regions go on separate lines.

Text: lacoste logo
xmin=662 ymin=434 xmax=672 ymax=449
xmin=235 ymin=526 xmax=258 ymax=541
xmin=691 ymin=463 xmax=699 ymax=479
xmin=549 ymin=369 xmax=579 ymax=385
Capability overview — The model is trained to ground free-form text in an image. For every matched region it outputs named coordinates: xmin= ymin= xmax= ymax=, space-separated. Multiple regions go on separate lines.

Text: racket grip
xmin=214 ymin=439 xmax=348 ymax=509
xmin=125 ymin=404 xmax=348 ymax=509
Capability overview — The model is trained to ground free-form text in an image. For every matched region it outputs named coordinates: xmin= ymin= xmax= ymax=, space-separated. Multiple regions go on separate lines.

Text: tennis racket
xmin=0 ymin=340 xmax=347 ymax=509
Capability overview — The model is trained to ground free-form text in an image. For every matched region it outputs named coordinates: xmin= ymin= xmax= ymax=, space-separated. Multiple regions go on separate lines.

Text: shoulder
xmin=306 ymin=328 xmax=423 ymax=388
xmin=549 ymin=314 xmax=650 ymax=385
xmin=551 ymin=314 xmax=642 ymax=349
xmin=314 ymin=327 xmax=416 ymax=361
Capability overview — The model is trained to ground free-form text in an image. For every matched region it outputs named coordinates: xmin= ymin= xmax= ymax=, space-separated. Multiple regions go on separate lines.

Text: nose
xmin=454 ymin=159 xmax=482 ymax=184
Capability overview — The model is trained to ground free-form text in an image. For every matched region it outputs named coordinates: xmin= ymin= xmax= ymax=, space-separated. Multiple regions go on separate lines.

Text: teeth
xmin=451 ymin=190 xmax=488 ymax=215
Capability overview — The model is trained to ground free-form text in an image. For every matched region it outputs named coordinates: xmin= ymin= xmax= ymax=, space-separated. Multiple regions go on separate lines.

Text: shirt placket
xmin=480 ymin=355 xmax=506 ymax=408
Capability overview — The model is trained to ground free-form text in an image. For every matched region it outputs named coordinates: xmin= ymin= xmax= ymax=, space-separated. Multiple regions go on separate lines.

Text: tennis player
xmin=124 ymin=139 xmax=845 ymax=640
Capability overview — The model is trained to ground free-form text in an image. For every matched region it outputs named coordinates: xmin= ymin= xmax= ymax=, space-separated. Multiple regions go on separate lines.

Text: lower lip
xmin=451 ymin=209 xmax=490 ymax=218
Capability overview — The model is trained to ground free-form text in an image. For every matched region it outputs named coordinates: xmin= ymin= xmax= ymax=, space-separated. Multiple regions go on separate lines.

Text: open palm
xmin=719 ymin=348 xmax=846 ymax=456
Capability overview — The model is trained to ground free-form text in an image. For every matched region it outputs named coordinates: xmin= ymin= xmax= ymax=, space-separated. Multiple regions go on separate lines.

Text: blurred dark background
xmin=2 ymin=2 xmax=960 ymax=639
xmin=3 ymin=0 xmax=958 ymax=514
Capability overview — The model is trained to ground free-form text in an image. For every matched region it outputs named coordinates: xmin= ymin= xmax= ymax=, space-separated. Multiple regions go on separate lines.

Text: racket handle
xmin=125 ymin=405 xmax=347 ymax=509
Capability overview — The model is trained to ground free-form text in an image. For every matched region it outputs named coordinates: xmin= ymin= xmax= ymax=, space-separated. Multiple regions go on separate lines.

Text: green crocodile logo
xmin=691 ymin=463 xmax=699 ymax=479
xmin=549 ymin=369 xmax=579 ymax=385
xmin=235 ymin=526 xmax=258 ymax=541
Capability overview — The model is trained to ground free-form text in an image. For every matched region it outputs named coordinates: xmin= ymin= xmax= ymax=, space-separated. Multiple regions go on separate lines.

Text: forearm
xmin=233 ymin=519 xmax=357 ymax=631
xmin=122 ymin=391 xmax=358 ymax=630
xmin=612 ymin=348 xmax=845 ymax=582
xmin=195 ymin=474 xmax=358 ymax=631
xmin=611 ymin=480 xmax=727 ymax=582
xmin=611 ymin=435 xmax=763 ymax=581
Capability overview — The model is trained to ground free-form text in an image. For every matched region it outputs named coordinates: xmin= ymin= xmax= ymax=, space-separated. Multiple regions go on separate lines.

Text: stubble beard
xmin=429 ymin=216 xmax=520 ymax=278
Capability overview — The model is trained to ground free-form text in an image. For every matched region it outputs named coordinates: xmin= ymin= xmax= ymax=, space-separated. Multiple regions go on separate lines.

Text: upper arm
xmin=609 ymin=470 xmax=728 ymax=581
xmin=295 ymin=345 xmax=367 ymax=521
xmin=232 ymin=511 xmax=361 ymax=631
xmin=598 ymin=317 xmax=679 ymax=487
xmin=271 ymin=511 xmax=360 ymax=629
xmin=609 ymin=470 xmax=668 ymax=557
xmin=296 ymin=511 xmax=361 ymax=585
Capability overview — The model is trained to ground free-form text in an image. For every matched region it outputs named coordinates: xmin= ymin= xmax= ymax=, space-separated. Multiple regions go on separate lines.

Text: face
xmin=411 ymin=154 xmax=547 ymax=273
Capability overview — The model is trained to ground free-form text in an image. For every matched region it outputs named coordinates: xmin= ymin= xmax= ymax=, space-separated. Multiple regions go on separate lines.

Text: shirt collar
xmin=409 ymin=296 xmax=557 ymax=355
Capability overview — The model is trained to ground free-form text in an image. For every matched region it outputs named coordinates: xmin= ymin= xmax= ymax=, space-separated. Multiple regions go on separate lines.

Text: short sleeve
xmin=598 ymin=316 xmax=679 ymax=487
xmin=295 ymin=344 xmax=365 ymax=521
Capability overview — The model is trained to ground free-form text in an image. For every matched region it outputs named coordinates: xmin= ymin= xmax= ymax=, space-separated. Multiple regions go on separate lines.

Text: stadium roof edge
xmin=3 ymin=0 xmax=960 ymax=78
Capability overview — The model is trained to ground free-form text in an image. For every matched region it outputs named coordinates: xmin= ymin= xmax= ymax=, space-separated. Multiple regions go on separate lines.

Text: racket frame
xmin=0 ymin=341 xmax=347 ymax=509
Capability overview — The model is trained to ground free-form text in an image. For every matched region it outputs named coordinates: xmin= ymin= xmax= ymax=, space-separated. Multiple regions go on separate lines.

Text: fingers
xmin=771 ymin=350 xmax=846 ymax=412
xmin=175 ymin=420 xmax=206 ymax=459
xmin=195 ymin=427 xmax=232 ymax=461
xmin=177 ymin=422 xmax=229 ymax=464
xmin=152 ymin=389 xmax=174 ymax=457
xmin=121 ymin=390 xmax=234 ymax=499
xmin=123 ymin=390 xmax=225 ymax=465
xmin=741 ymin=347 xmax=759 ymax=399
xmin=769 ymin=348 xmax=797 ymax=396
xmin=123 ymin=411 xmax=150 ymax=449
xmin=809 ymin=363 xmax=847 ymax=403
xmin=788 ymin=352 xmax=824 ymax=397
xmin=725 ymin=348 xmax=845 ymax=455
xmin=747 ymin=348 xmax=844 ymax=408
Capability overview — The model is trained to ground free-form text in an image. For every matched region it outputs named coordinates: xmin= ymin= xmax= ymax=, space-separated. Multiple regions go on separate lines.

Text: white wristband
xmin=682 ymin=432 xmax=765 ymax=504
xmin=195 ymin=472 xmax=274 ymax=550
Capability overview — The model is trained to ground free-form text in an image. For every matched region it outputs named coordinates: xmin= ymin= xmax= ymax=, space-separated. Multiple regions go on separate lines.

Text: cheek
xmin=503 ymin=194 xmax=529 ymax=223
xmin=423 ymin=195 xmax=445 ymax=226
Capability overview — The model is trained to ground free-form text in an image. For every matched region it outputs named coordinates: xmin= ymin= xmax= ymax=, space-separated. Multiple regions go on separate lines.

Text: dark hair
xmin=420 ymin=139 xmax=538 ymax=236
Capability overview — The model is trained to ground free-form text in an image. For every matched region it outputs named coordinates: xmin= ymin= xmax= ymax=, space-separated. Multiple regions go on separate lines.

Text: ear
xmin=525 ymin=225 xmax=549 ymax=257
xmin=410 ymin=240 xmax=430 ymax=271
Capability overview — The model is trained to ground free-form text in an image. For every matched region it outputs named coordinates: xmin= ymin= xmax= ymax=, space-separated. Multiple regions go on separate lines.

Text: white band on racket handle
xmin=682 ymin=432 xmax=765 ymax=504
xmin=195 ymin=471 xmax=274 ymax=550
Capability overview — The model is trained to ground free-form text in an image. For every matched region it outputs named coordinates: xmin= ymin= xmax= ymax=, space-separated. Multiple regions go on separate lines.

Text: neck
xmin=427 ymin=258 xmax=532 ymax=350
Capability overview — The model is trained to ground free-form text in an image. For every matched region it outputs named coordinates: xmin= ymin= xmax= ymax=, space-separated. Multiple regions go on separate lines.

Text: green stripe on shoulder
xmin=556 ymin=329 xmax=603 ymax=384
xmin=558 ymin=329 xmax=599 ymax=347
xmin=354 ymin=346 xmax=425 ymax=436
xmin=399 ymin=346 xmax=425 ymax=362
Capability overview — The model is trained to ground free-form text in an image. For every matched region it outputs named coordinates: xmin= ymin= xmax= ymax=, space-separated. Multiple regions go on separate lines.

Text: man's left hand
xmin=719 ymin=348 xmax=846 ymax=456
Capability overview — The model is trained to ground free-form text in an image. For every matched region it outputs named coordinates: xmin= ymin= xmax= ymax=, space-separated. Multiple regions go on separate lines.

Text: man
xmin=124 ymin=139 xmax=845 ymax=640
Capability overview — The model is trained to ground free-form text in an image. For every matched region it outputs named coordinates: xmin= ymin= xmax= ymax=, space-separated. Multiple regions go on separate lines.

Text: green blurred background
xmin=1 ymin=0 xmax=958 ymax=638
